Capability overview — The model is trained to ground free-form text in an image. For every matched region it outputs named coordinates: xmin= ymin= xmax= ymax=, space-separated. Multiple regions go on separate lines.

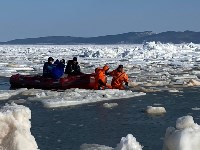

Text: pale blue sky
xmin=0 ymin=0 xmax=200 ymax=41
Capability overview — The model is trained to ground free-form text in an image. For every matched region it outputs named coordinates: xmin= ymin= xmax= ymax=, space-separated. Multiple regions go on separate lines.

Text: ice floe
xmin=163 ymin=116 xmax=200 ymax=150
xmin=27 ymin=89 xmax=146 ymax=108
xmin=0 ymin=103 xmax=38 ymax=150
xmin=146 ymin=106 xmax=166 ymax=115
xmin=103 ymin=103 xmax=118 ymax=109
xmin=0 ymin=88 xmax=27 ymax=100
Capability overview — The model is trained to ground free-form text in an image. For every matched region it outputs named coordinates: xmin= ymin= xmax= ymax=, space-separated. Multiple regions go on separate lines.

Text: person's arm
xmin=109 ymin=70 xmax=115 ymax=76
xmin=124 ymin=73 xmax=129 ymax=86
xmin=76 ymin=64 xmax=81 ymax=73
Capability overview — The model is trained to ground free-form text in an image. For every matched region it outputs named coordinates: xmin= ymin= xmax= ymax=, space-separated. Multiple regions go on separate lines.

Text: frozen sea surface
xmin=1 ymin=43 xmax=200 ymax=149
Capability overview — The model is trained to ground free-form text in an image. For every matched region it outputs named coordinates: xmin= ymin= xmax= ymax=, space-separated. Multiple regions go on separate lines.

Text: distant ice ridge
xmin=0 ymin=103 xmax=38 ymax=150
xmin=0 ymin=42 xmax=200 ymax=76
xmin=80 ymin=134 xmax=143 ymax=150
xmin=163 ymin=116 xmax=200 ymax=150
xmin=25 ymin=89 xmax=146 ymax=108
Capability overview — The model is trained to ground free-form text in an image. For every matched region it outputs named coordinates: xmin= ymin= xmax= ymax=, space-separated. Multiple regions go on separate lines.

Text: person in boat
xmin=52 ymin=59 xmax=65 ymax=79
xmin=94 ymin=65 xmax=112 ymax=90
xmin=43 ymin=57 xmax=54 ymax=78
xmin=53 ymin=59 xmax=60 ymax=65
xmin=109 ymin=65 xmax=128 ymax=90
xmin=65 ymin=57 xmax=81 ymax=75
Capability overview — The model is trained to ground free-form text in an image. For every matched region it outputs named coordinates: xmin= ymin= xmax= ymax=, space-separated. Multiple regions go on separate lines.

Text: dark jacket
xmin=43 ymin=62 xmax=54 ymax=78
xmin=65 ymin=60 xmax=81 ymax=75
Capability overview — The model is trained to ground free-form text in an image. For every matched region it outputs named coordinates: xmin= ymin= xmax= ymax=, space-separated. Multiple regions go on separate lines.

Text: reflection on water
xmin=0 ymin=77 xmax=200 ymax=150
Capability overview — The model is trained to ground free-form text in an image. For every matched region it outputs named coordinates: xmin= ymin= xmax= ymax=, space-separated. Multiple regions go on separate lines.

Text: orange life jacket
xmin=94 ymin=66 xmax=111 ymax=90
xmin=109 ymin=69 xmax=128 ymax=90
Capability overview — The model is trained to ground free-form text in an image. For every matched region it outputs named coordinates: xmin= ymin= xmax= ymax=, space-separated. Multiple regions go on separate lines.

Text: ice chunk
xmin=163 ymin=115 xmax=200 ymax=150
xmin=191 ymin=107 xmax=200 ymax=111
xmin=80 ymin=134 xmax=143 ymax=150
xmin=0 ymin=103 xmax=38 ymax=150
xmin=176 ymin=116 xmax=195 ymax=130
xmin=168 ymin=89 xmax=180 ymax=93
xmin=146 ymin=106 xmax=166 ymax=114
xmin=103 ymin=103 xmax=118 ymax=109
xmin=80 ymin=144 xmax=113 ymax=150
xmin=187 ymin=79 xmax=200 ymax=86
xmin=115 ymin=134 xmax=143 ymax=150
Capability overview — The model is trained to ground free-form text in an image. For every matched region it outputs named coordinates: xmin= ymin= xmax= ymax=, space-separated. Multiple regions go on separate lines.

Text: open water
xmin=1 ymin=77 xmax=200 ymax=150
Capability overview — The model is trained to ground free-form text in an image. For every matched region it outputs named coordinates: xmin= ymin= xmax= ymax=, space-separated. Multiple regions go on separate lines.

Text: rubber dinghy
xmin=10 ymin=74 xmax=95 ymax=90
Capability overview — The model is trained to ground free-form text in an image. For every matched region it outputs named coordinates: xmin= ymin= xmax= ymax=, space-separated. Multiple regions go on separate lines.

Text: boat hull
xmin=10 ymin=74 xmax=95 ymax=90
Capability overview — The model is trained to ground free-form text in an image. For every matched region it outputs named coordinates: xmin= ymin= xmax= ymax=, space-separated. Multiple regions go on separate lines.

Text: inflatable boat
xmin=10 ymin=74 xmax=95 ymax=90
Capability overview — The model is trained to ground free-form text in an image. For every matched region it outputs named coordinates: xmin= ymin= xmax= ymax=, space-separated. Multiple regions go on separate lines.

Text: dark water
xmin=0 ymin=77 xmax=10 ymax=90
xmin=1 ymin=77 xmax=200 ymax=150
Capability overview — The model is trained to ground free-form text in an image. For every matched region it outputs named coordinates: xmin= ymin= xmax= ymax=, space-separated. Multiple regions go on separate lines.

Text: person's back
xmin=65 ymin=57 xmax=81 ymax=75
xmin=52 ymin=59 xmax=65 ymax=79
xmin=94 ymin=65 xmax=111 ymax=90
xmin=109 ymin=65 xmax=128 ymax=90
xmin=43 ymin=57 xmax=54 ymax=78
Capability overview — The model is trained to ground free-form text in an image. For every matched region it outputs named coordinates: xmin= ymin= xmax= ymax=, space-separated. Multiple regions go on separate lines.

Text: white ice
xmin=26 ymin=88 xmax=146 ymax=108
xmin=146 ymin=106 xmax=166 ymax=114
xmin=0 ymin=103 xmax=38 ymax=150
xmin=163 ymin=116 xmax=200 ymax=150
xmin=0 ymin=88 xmax=27 ymax=100
xmin=80 ymin=134 xmax=143 ymax=150
xmin=1 ymin=43 xmax=200 ymax=90
xmin=115 ymin=134 xmax=143 ymax=150
xmin=103 ymin=103 xmax=118 ymax=109
xmin=80 ymin=144 xmax=113 ymax=150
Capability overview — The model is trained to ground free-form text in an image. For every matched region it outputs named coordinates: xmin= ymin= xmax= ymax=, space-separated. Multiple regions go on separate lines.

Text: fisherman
xmin=65 ymin=57 xmax=81 ymax=75
xmin=43 ymin=57 xmax=54 ymax=78
xmin=109 ymin=65 xmax=128 ymax=90
xmin=94 ymin=65 xmax=112 ymax=90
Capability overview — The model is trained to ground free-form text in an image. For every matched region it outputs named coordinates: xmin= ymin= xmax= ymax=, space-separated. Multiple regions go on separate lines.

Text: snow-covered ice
xmin=0 ymin=103 xmax=38 ymax=150
xmin=115 ymin=134 xmax=143 ymax=150
xmin=103 ymin=103 xmax=118 ymax=109
xmin=163 ymin=116 xmax=200 ymax=150
xmin=80 ymin=134 xmax=143 ymax=150
xmin=26 ymin=88 xmax=146 ymax=108
xmin=80 ymin=144 xmax=113 ymax=150
xmin=146 ymin=106 xmax=166 ymax=114
xmin=0 ymin=88 xmax=27 ymax=100
xmin=1 ymin=43 xmax=200 ymax=91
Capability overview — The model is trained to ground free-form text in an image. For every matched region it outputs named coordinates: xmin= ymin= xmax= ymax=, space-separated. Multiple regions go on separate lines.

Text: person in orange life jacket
xmin=109 ymin=65 xmax=128 ymax=90
xmin=94 ymin=65 xmax=112 ymax=90
xmin=43 ymin=57 xmax=54 ymax=78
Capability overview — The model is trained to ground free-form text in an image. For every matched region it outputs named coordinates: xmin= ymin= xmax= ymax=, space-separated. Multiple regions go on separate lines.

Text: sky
xmin=0 ymin=0 xmax=200 ymax=41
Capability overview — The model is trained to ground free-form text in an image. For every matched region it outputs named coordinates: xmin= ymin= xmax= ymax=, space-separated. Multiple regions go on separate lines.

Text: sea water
xmin=1 ymin=77 xmax=200 ymax=150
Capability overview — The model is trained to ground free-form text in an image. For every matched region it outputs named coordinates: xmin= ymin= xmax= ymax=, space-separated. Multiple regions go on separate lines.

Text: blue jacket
xmin=43 ymin=62 xmax=54 ymax=78
xmin=52 ymin=62 xmax=65 ymax=79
